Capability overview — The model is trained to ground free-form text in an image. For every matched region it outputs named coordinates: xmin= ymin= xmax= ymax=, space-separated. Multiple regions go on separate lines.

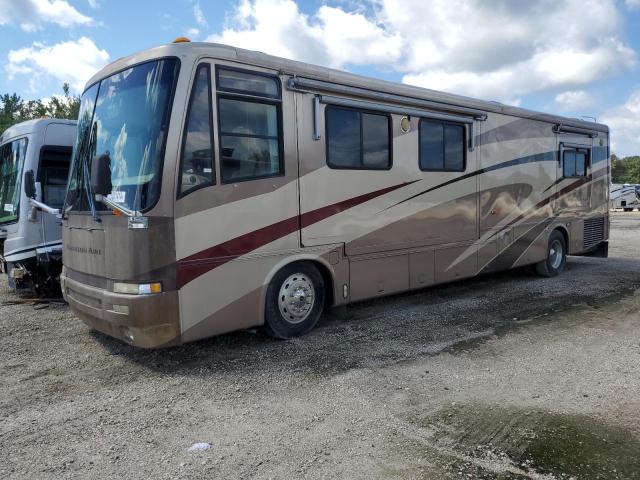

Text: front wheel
xmin=535 ymin=230 xmax=567 ymax=277
xmin=262 ymin=262 xmax=325 ymax=339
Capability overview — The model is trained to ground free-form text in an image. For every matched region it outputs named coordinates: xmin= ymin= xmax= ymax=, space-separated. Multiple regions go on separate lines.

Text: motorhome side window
xmin=326 ymin=106 xmax=391 ymax=170
xmin=38 ymin=146 xmax=72 ymax=208
xmin=216 ymin=67 xmax=283 ymax=183
xmin=563 ymin=147 xmax=589 ymax=178
xmin=179 ymin=64 xmax=215 ymax=196
xmin=419 ymin=119 xmax=465 ymax=172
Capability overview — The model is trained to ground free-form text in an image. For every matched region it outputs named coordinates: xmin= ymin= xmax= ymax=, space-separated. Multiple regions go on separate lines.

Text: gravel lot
xmin=1 ymin=212 xmax=640 ymax=479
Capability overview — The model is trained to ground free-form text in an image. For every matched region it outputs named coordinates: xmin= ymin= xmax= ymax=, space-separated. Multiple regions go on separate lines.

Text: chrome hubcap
xmin=278 ymin=273 xmax=315 ymax=324
xmin=549 ymin=239 xmax=563 ymax=270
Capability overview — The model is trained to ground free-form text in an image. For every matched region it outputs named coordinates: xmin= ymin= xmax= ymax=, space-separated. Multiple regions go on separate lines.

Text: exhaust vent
xmin=583 ymin=217 xmax=605 ymax=249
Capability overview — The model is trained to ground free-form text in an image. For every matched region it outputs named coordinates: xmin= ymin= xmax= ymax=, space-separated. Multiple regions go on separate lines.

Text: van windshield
xmin=64 ymin=58 xmax=180 ymax=213
xmin=0 ymin=137 xmax=28 ymax=224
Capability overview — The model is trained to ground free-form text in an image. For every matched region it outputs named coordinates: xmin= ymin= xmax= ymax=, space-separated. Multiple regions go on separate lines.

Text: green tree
xmin=0 ymin=93 xmax=24 ymax=133
xmin=0 ymin=84 xmax=81 ymax=136
xmin=612 ymin=155 xmax=640 ymax=184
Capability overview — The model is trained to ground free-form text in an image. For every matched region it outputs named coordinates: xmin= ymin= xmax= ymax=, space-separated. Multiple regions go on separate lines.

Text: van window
xmin=38 ymin=146 xmax=71 ymax=208
xmin=0 ymin=137 xmax=28 ymax=224
xmin=563 ymin=148 xmax=589 ymax=177
xmin=179 ymin=64 xmax=215 ymax=197
xmin=326 ymin=106 xmax=391 ymax=170
xmin=419 ymin=119 xmax=465 ymax=172
xmin=216 ymin=67 xmax=283 ymax=183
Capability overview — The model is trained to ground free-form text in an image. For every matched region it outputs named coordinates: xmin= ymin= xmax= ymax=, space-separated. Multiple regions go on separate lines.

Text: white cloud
xmin=554 ymin=90 xmax=594 ymax=111
xmin=391 ymin=0 xmax=636 ymax=101
xmin=0 ymin=0 xmax=93 ymax=31
xmin=625 ymin=0 xmax=640 ymax=9
xmin=602 ymin=89 xmax=640 ymax=156
xmin=186 ymin=27 xmax=200 ymax=38
xmin=87 ymin=0 xmax=98 ymax=8
xmin=207 ymin=0 xmax=636 ymax=103
xmin=208 ymin=0 xmax=402 ymax=69
xmin=194 ymin=2 xmax=207 ymax=26
xmin=6 ymin=37 xmax=109 ymax=92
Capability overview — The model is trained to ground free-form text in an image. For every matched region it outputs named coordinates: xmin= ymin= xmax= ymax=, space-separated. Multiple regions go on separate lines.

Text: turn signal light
xmin=113 ymin=282 xmax=162 ymax=295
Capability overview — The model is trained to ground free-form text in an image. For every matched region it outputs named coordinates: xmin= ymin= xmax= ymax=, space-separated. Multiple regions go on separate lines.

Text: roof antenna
xmin=581 ymin=115 xmax=597 ymax=122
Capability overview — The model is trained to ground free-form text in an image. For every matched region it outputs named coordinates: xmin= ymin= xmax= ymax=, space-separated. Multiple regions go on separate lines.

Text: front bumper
xmin=61 ymin=271 xmax=181 ymax=348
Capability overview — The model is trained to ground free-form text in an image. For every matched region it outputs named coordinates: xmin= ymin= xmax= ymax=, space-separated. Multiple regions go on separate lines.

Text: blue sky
xmin=1 ymin=0 xmax=639 ymax=155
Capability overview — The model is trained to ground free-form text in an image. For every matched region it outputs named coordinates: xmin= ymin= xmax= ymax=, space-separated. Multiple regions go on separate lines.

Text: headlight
xmin=113 ymin=282 xmax=162 ymax=295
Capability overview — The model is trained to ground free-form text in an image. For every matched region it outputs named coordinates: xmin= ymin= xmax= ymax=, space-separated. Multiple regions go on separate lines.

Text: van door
xmin=37 ymin=145 xmax=72 ymax=251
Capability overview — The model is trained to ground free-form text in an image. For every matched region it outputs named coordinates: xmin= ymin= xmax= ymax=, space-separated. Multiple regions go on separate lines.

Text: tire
xmin=262 ymin=262 xmax=325 ymax=339
xmin=623 ymin=208 xmax=633 ymax=212
xmin=535 ymin=230 xmax=567 ymax=277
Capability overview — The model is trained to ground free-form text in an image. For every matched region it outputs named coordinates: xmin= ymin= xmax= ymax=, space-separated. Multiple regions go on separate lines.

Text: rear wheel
xmin=535 ymin=230 xmax=567 ymax=277
xmin=262 ymin=262 xmax=325 ymax=339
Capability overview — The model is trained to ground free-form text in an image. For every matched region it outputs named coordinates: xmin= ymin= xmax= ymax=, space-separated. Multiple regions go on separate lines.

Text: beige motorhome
xmin=60 ymin=40 xmax=610 ymax=348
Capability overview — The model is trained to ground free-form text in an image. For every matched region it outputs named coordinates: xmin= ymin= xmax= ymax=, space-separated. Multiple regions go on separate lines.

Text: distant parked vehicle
xmin=610 ymin=183 xmax=640 ymax=211
xmin=0 ymin=118 xmax=75 ymax=293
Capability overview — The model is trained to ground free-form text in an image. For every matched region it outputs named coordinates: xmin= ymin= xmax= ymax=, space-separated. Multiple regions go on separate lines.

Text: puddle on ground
xmin=402 ymin=404 xmax=640 ymax=479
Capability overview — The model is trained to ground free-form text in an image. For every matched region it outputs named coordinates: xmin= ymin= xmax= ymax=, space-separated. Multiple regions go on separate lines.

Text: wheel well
xmin=553 ymin=226 xmax=570 ymax=250
xmin=306 ymin=260 xmax=334 ymax=309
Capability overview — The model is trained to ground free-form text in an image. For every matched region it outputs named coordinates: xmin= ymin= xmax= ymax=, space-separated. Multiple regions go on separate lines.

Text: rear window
xmin=563 ymin=147 xmax=589 ymax=177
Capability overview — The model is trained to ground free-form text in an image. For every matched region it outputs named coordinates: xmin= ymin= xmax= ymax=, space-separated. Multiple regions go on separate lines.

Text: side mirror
xmin=24 ymin=170 xmax=37 ymax=199
xmin=90 ymin=153 xmax=112 ymax=196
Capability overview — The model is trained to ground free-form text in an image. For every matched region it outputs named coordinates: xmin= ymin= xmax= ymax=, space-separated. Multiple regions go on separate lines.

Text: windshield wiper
xmin=63 ymin=122 xmax=100 ymax=222
xmin=62 ymin=123 xmax=89 ymax=220
xmin=82 ymin=123 xmax=100 ymax=223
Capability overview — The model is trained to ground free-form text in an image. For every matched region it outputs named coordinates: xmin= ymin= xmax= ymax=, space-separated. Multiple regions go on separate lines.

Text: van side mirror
xmin=24 ymin=170 xmax=36 ymax=199
xmin=90 ymin=153 xmax=112 ymax=196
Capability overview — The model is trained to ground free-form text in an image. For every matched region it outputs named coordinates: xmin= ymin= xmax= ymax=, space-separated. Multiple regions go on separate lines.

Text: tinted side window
xmin=419 ymin=121 xmax=444 ymax=171
xmin=326 ymin=106 xmax=391 ymax=170
xmin=216 ymin=67 xmax=283 ymax=183
xmin=363 ymin=113 xmax=390 ymax=169
xmin=39 ymin=146 xmax=71 ymax=208
xmin=563 ymin=148 xmax=589 ymax=177
xmin=563 ymin=150 xmax=576 ymax=177
xmin=179 ymin=64 xmax=214 ymax=196
xmin=217 ymin=68 xmax=279 ymax=98
xmin=419 ymin=119 xmax=466 ymax=172
xmin=444 ymin=124 xmax=464 ymax=171
xmin=327 ymin=108 xmax=360 ymax=168
xmin=575 ymin=151 xmax=586 ymax=176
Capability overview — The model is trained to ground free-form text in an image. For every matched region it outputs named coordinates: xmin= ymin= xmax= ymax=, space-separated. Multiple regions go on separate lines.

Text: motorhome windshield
xmin=0 ymin=137 xmax=28 ymax=224
xmin=65 ymin=58 xmax=179 ymax=213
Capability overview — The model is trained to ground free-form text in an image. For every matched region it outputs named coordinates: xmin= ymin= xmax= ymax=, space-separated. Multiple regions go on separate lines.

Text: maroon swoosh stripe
xmin=177 ymin=181 xmax=416 ymax=288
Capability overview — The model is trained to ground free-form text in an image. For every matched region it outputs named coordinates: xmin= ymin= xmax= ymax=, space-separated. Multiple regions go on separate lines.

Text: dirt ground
xmin=1 ymin=212 xmax=640 ymax=479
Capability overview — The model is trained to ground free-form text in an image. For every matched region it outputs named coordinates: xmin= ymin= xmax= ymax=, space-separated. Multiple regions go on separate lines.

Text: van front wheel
xmin=535 ymin=230 xmax=567 ymax=277
xmin=263 ymin=262 xmax=325 ymax=339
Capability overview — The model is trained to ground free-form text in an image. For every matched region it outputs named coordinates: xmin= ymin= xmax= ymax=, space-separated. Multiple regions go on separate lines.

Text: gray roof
xmin=88 ymin=42 xmax=608 ymax=133
xmin=1 ymin=118 xmax=77 ymax=144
